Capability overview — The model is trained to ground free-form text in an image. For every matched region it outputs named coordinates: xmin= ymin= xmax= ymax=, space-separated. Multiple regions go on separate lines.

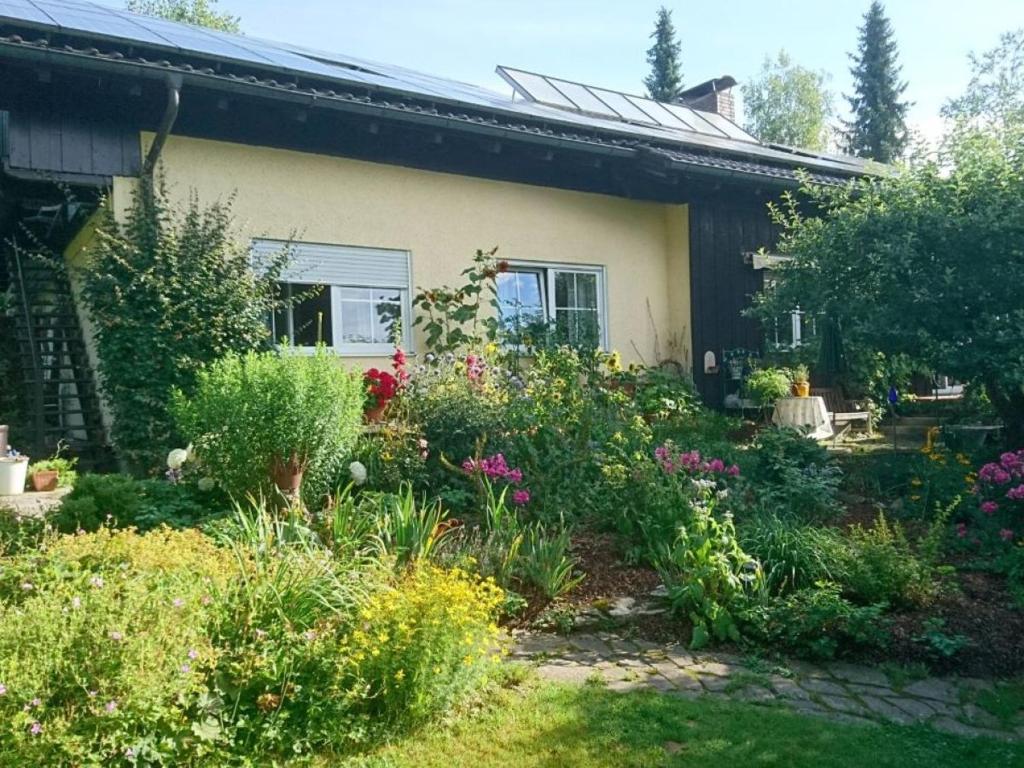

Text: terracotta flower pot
xmin=270 ymin=455 xmax=304 ymax=499
xmin=792 ymin=381 xmax=810 ymax=398
xmin=364 ymin=401 xmax=389 ymax=423
xmin=30 ymin=470 xmax=59 ymax=492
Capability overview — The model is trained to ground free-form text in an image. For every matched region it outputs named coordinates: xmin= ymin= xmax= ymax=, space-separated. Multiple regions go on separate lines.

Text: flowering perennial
xmin=654 ymin=444 xmax=740 ymax=478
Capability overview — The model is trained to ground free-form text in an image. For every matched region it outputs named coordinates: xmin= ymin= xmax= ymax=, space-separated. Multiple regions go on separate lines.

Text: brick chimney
xmin=678 ymin=76 xmax=737 ymax=122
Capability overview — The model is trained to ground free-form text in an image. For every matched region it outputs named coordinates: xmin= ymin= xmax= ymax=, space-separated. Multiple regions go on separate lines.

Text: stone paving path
xmin=512 ymin=632 xmax=1024 ymax=741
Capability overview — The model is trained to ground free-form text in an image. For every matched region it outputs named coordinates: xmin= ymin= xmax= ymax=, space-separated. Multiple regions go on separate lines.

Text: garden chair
xmin=810 ymin=387 xmax=872 ymax=443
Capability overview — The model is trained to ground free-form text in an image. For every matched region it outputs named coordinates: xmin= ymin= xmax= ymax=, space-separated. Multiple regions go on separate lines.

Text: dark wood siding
xmin=689 ymin=200 xmax=779 ymax=408
xmin=4 ymin=108 xmax=141 ymax=179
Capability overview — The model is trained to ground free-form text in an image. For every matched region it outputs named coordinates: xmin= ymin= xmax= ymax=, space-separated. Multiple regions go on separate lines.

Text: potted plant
xmin=27 ymin=442 xmax=78 ymax=492
xmin=171 ymin=348 xmax=365 ymax=507
xmin=743 ymin=367 xmax=793 ymax=408
xmin=364 ymin=368 xmax=399 ymax=423
xmin=0 ymin=448 xmax=29 ymax=496
xmin=791 ymin=364 xmax=811 ymax=398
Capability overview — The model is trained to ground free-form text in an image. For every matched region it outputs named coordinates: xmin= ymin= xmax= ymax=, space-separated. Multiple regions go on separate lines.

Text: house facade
xmin=0 ymin=1 xmax=870 ymax=461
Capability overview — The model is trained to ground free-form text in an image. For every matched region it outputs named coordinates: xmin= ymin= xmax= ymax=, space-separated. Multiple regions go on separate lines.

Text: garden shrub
xmin=744 ymin=427 xmax=842 ymax=521
xmin=740 ymin=583 xmax=890 ymax=660
xmin=172 ymin=347 xmax=364 ymax=503
xmin=80 ymin=181 xmax=290 ymax=473
xmin=339 ymin=564 xmax=504 ymax=733
xmin=0 ymin=527 xmax=237 ymax=765
xmin=51 ymin=473 xmax=221 ymax=533
xmin=843 ymin=513 xmax=935 ymax=607
xmin=962 ymin=448 xmax=1024 ymax=549
xmin=0 ymin=514 xmax=505 ymax=764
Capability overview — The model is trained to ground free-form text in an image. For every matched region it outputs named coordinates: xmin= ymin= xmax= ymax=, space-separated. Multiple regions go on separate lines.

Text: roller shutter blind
xmin=251 ymin=240 xmax=410 ymax=288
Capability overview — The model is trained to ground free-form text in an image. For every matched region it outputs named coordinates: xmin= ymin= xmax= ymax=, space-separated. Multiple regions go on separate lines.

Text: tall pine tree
xmin=844 ymin=1 xmax=909 ymax=162
xmin=644 ymin=7 xmax=683 ymax=102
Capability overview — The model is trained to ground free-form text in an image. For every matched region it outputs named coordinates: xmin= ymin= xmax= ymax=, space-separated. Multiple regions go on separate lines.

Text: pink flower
xmin=1006 ymin=484 xmax=1024 ymax=501
xmin=1000 ymin=529 xmax=1015 ymax=542
xmin=105 ymin=700 xmax=118 ymax=713
xmin=109 ymin=631 xmax=123 ymax=642
xmin=0 ymin=683 xmax=6 ymax=696
xmin=180 ymin=663 xmax=191 ymax=674
xmin=512 ymin=489 xmax=531 ymax=506
xmin=956 ymin=523 xmax=968 ymax=538
xmin=707 ymin=458 xmax=725 ymax=474
xmin=187 ymin=649 xmax=199 ymax=660
xmin=980 ymin=500 xmax=999 ymax=515
xmin=727 ymin=464 xmax=741 ymax=477
xmin=172 ymin=598 xmax=184 ymax=609
xmin=506 ymin=468 xmax=523 ymax=485
xmin=29 ymin=722 xmax=42 ymax=735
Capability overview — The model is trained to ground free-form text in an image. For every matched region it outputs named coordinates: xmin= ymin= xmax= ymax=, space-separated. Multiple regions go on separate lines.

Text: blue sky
xmin=121 ymin=1 xmax=1023 ymax=141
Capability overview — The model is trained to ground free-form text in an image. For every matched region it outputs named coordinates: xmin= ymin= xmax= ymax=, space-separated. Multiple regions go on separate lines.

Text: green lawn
xmin=336 ymin=680 xmax=1024 ymax=768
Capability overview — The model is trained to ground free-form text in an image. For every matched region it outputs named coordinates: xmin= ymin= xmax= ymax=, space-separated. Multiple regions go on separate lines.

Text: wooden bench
xmin=810 ymin=387 xmax=873 ymax=441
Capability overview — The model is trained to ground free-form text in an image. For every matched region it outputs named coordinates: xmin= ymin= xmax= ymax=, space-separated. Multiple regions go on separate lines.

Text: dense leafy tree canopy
xmin=844 ymin=1 xmax=909 ymax=163
xmin=126 ymin=0 xmax=240 ymax=33
xmin=751 ymin=125 xmax=1024 ymax=441
xmin=742 ymin=50 xmax=834 ymax=151
xmin=644 ymin=6 xmax=684 ymax=102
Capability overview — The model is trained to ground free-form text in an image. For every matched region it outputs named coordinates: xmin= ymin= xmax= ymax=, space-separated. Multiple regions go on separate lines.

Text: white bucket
xmin=0 ymin=458 xmax=29 ymax=495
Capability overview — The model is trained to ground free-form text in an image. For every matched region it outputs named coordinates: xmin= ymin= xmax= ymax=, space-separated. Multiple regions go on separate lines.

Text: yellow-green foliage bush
xmin=0 ymin=525 xmax=505 ymax=765
xmin=0 ymin=527 xmax=237 ymax=766
xmin=342 ymin=565 xmax=504 ymax=731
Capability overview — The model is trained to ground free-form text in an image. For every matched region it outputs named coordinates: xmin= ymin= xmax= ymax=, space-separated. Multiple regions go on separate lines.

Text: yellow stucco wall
xmin=110 ymin=133 xmax=691 ymax=370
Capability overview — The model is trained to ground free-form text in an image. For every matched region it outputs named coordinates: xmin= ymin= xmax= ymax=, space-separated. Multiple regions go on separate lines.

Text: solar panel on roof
xmin=495 ymin=65 xmax=758 ymax=144
xmin=0 ymin=0 xmax=53 ymax=25
xmin=31 ymin=0 xmax=173 ymax=45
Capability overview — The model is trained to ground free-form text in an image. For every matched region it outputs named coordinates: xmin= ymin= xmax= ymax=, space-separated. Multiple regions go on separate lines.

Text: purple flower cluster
xmin=962 ymin=449 xmax=1024 ymax=545
xmin=462 ymin=453 xmax=531 ymax=505
xmin=654 ymin=444 xmax=740 ymax=478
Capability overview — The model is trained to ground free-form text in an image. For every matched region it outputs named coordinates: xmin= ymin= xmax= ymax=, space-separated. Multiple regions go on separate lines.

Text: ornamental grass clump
xmin=171 ymin=347 xmax=364 ymax=504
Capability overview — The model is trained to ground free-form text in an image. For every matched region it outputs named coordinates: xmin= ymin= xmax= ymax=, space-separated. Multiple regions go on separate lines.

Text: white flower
xmin=166 ymin=448 xmax=189 ymax=470
xmin=349 ymin=461 xmax=367 ymax=486
xmin=197 ymin=477 xmax=215 ymax=492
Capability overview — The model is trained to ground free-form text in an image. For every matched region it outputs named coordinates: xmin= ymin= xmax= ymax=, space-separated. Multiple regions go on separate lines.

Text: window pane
xmin=575 ymin=273 xmax=598 ymax=309
xmin=290 ymin=283 xmax=332 ymax=346
xmin=340 ymin=300 xmax=373 ymax=343
xmin=340 ymin=287 xmax=371 ymax=301
xmin=272 ymin=283 xmax=290 ymax=343
xmin=554 ymin=271 xmax=573 ymax=307
xmin=555 ymin=308 xmax=600 ymax=348
xmin=372 ymin=300 xmax=402 ymax=343
xmin=498 ymin=271 xmax=545 ymax=331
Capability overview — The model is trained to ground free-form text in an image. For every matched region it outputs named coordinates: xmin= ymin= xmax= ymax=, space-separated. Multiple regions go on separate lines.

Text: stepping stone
xmin=607 ymin=597 xmax=636 ymax=617
xmin=826 ymin=662 xmax=890 ymax=687
xmin=535 ymin=663 xmax=593 ymax=684
xmin=567 ymin=634 xmax=613 ymax=657
xmin=770 ymin=676 xmax=812 ymax=701
xmin=860 ymin=695 xmax=917 ymax=725
xmin=817 ymin=694 xmax=868 ymax=716
xmin=606 ymin=678 xmax=647 ymax=693
xmin=733 ymin=686 xmax=777 ymax=704
xmin=652 ymin=662 xmax=704 ymax=693
xmin=515 ymin=634 xmax=572 ymax=657
xmin=799 ymin=678 xmax=850 ymax=697
xmin=646 ymin=674 xmax=680 ymax=693
xmin=900 ymin=678 xmax=960 ymax=703
xmin=697 ymin=674 xmax=733 ymax=693
xmin=689 ymin=660 xmax=736 ymax=677
xmin=887 ymin=697 xmax=937 ymax=721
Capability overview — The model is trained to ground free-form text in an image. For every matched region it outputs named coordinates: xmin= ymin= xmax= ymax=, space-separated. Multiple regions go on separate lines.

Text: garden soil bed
xmin=879 ymin=570 xmax=1024 ymax=678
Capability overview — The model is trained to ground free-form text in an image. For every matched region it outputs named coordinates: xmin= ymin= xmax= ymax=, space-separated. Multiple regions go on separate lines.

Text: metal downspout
xmin=142 ymin=74 xmax=183 ymax=178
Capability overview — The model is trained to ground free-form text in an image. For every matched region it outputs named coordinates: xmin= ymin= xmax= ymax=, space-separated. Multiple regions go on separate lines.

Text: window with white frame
xmin=254 ymin=240 xmax=411 ymax=355
xmin=496 ymin=262 xmax=607 ymax=348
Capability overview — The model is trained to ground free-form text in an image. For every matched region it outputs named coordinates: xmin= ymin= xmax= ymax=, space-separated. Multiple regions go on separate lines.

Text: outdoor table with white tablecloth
xmin=771 ymin=396 xmax=834 ymax=440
